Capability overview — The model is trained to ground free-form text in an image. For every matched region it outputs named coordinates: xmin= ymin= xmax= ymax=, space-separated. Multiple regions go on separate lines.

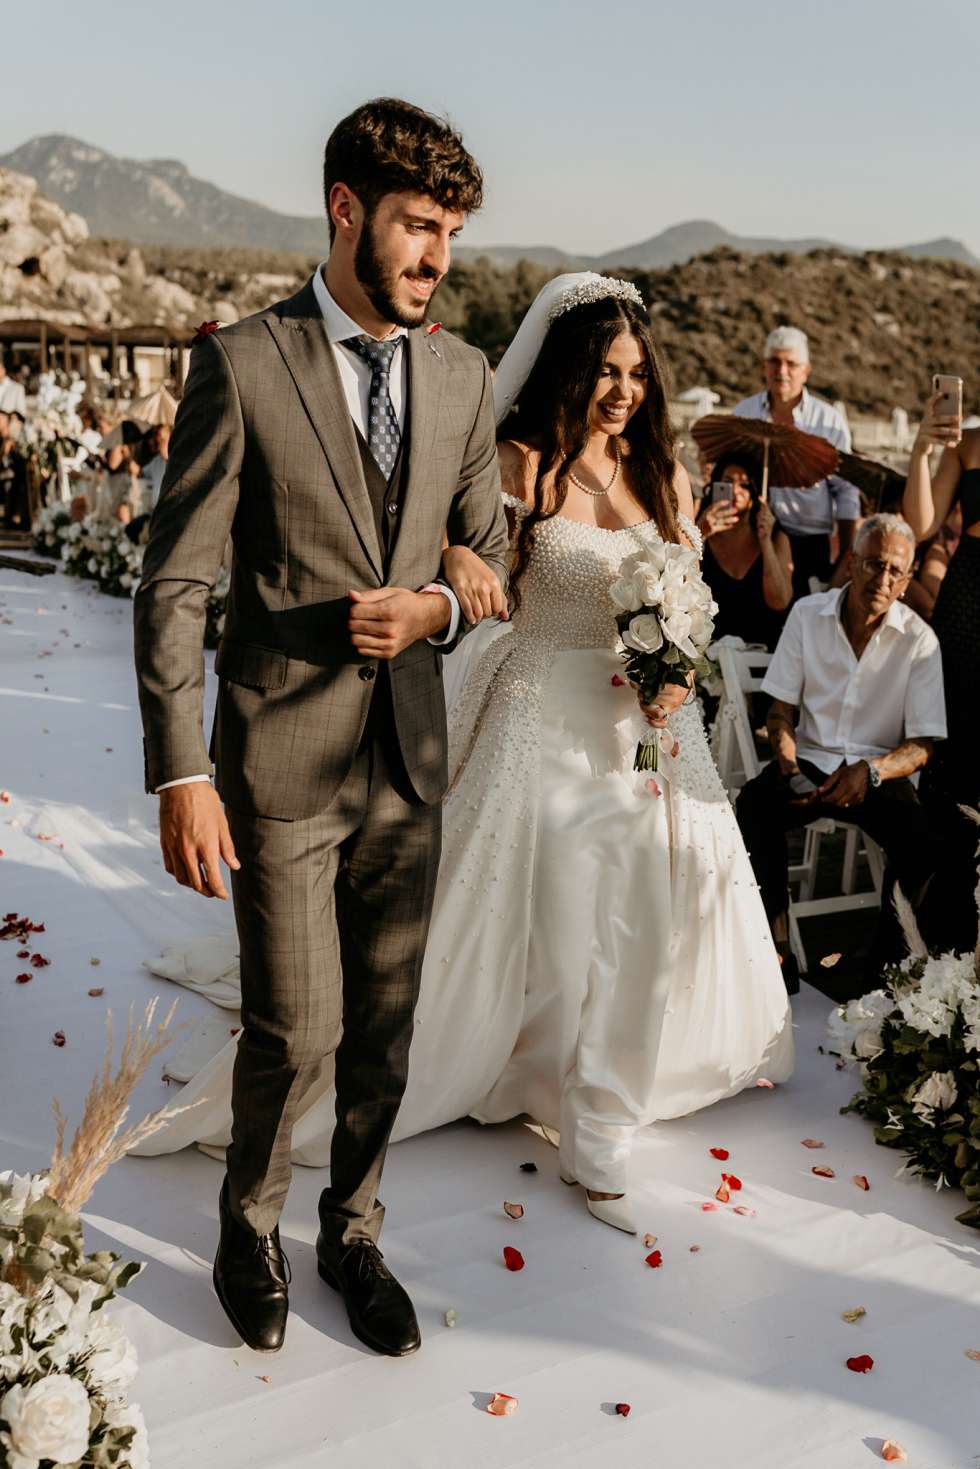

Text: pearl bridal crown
xmin=546 ymin=272 xmax=646 ymax=323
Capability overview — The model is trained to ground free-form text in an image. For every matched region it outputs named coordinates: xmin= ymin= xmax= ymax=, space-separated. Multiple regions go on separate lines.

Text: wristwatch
xmin=866 ymin=759 xmax=882 ymax=789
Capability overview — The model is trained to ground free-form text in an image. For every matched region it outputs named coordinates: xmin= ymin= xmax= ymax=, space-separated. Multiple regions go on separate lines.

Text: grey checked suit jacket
xmin=134 ymin=278 xmax=509 ymax=821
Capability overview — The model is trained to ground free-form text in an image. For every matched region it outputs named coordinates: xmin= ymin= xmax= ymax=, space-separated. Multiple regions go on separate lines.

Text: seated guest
xmin=0 ymin=411 xmax=30 ymax=530
xmin=697 ymin=455 xmax=794 ymax=650
xmin=735 ymin=513 xmax=946 ymax=991
xmin=734 ymin=326 xmax=860 ymax=598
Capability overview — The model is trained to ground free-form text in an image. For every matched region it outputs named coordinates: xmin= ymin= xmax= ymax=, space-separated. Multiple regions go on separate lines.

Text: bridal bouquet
xmin=0 ymin=1001 xmax=188 ymax=1469
xmin=828 ymin=819 xmax=980 ymax=1228
xmin=609 ymin=541 xmax=718 ymax=770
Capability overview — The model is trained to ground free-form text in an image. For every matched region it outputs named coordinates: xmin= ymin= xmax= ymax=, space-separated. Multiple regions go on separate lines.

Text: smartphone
xmin=932 ymin=374 xmax=963 ymax=420
xmin=710 ymin=481 xmax=735 ymax=505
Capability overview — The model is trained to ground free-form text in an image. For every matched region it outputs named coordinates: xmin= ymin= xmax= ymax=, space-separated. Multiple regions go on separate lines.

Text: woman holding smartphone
xmin=904 ymin=386 xmax=979 ymax=948
xmin=697 ymin=456 xmax=794 ymax=649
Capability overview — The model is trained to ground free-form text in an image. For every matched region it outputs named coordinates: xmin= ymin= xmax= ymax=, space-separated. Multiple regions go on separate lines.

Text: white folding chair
xmin=716 ymin=644 xmax=885 ymax=974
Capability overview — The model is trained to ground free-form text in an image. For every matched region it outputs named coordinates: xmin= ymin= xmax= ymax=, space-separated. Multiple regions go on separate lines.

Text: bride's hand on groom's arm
xmin=440 ymin=546 xmax=508 ymax=625
xmin=348 ymin=586 xmax=451 ymax=658
xmin=158 ymin=783 xmax=240 ymax=900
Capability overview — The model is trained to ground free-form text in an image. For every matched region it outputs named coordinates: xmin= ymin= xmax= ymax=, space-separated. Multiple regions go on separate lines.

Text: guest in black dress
xmin=697 ymin=455 xmax=794 ymax=650
xmin=904 ymin=400 xmax=980 ymax=951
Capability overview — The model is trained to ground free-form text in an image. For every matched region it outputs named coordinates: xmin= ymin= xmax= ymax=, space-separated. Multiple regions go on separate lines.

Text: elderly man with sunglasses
xmin=735 ymin=514 xmax=946 ymax=991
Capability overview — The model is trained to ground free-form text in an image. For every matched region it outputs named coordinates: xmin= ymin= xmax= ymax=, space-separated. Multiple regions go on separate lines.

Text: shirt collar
xmin=822 ymin=583 xmax=906 ymax=634
xmin=311 ymin=264 xmax=407 ymax=346
xmin=763 ymin=386 xmax=810 ymax=422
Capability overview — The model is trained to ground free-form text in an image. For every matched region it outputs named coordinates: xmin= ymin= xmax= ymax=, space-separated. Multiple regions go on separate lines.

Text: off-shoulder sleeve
xmin=678 ymin=512 xmax=703 ymax=557
xmin=501 ymin=491 xmax=532 ymax=520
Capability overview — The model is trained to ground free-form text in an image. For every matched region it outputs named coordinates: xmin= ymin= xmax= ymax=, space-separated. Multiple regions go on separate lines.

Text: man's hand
xmin=441 ymin=546 xmax=508 ymax=624
xmin=816 ymin=760 xmax=870 ymax=810
xmin=159 ymin=783 xmax=240 ymax=899
xmin=348 ymin=587 xmax=449 ymax=659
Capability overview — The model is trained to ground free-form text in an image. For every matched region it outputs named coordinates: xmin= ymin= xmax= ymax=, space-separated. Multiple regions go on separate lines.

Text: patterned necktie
xmin=343 ymin=335 xmax=402 ymax=480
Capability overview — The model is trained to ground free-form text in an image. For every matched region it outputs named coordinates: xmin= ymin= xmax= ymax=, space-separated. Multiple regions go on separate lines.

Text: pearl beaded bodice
xmin=445 ymin=501 xmax=725 ymax=809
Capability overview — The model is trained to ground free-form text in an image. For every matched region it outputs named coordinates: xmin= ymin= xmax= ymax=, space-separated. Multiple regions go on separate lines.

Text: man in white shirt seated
xmin=735 ymin=513 xmax=947 ymax=991
xmin=734 ymin=326 xmax=860 ymax=598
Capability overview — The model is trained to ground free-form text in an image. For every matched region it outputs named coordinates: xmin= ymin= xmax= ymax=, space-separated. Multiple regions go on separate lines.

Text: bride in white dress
xmin=135 ymin=274 xmax=794 ymax=1230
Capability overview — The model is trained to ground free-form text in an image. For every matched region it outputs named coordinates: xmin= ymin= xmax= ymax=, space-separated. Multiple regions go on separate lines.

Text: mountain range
xmin=2 ymin=135 xmax=977 ymax=271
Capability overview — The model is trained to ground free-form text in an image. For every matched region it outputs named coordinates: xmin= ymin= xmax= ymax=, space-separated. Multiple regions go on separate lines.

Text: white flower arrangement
xmin=610 ymin=539 xmax=718 ymax=770
xmin=0 ymin=1003 xmax=190 ymax=1469
xmin=829 ymin=816 xmax=980 ymax=1227
xmin=31 ymin=508 xmax=229 ymax=649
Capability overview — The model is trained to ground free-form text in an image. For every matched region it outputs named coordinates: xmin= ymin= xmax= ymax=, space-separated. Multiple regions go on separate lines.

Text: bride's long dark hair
xmin=497 ymin=296 xmax=679 ymax=605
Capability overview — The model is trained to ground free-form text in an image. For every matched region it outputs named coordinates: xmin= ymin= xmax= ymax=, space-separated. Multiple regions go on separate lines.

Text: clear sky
xmin=5 ymin=0 xmax=979 ymax=256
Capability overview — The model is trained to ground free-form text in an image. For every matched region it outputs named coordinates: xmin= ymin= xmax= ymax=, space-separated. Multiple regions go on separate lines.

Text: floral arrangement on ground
xmin=828 ymin=815 xmax=980 ymax=1229
xmin=32 ymin=506 xmax=228 ymax=647
xmin=0 ymin=1002 xmax=186 ymax=1469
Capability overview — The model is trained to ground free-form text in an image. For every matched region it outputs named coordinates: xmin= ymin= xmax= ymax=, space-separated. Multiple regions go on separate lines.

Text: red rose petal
xmin=852 ymin=1174 xmax=870 ymax=1190
xmin=709 ymin=1147 xmax=729 ymax=1160
xmin=503 ymin=1246 xmax=525 ymax=1272
xmin=812 ymin=1165 xmax=836 ymax=1178
xmin=722 ymin=1173 xmax=743 ymax=1191
xmin=16 ymin=950 xmax=29 ymax=958
xmin=15 ymin=973 xmax=32 ymax=984
xmin=880 ymin=1443 xmax=907 ymax=1464
xmin=87 ymin=987 xmax=104 ymax=997
xmin=715 ymin=1181 xmax=731 ymax=1203
xmin=644 ymin=1250 xmax=663 ymax=1268
xmin=615 ymin=1402 xmax=631 ymax=1417
xmin=801 ymin=1138 xmax=826 ymax=1149
xmin=610 ymin=674 xmax=625 ymax=687
xmin=52 ymin=1031 xmax=66 ymax=1046
xmin=30 ymin=954 xmax=50 ymax=968
xmin=503 ymin=1201 xmax=525 ymax=1220
xmin=487 ymin=1392 xmax=518 ymax=1416
xmin=701 ymin=1202 xmax=719 ymax=1212
xmin=846 ymin=1354 xmax=874 ymax=1373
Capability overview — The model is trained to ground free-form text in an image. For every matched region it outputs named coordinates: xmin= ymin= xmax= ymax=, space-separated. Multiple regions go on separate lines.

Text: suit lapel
xmin=265 ymin=281 xmax=383 ymax=580
xmin=388 ymin=327 xmax=445 ymax=586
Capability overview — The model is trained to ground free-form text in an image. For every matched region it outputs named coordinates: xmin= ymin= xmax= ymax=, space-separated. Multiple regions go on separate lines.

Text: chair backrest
xmin=716 ymin=645 xmax=774 ymax=791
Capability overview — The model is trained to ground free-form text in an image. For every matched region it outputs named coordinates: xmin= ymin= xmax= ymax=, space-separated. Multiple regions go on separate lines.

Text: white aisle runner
xmin=1 ymin=565 xmax=978 ymax=1469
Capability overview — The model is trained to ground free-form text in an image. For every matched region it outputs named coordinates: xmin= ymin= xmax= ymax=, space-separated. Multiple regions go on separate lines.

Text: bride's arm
xmin=673 ymin=462 xmax=699 ymax=549
xmin=440 ymin=441 xmax=533 ymax=623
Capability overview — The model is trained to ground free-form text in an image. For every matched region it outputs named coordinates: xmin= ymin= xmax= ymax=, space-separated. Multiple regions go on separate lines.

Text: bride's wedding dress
xmin=134 ymin=506 xmax=793 ymax=1181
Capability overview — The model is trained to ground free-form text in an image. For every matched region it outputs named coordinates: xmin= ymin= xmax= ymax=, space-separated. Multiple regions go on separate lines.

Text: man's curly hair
xmin=323 ymin=97 xmax=483 ymax=239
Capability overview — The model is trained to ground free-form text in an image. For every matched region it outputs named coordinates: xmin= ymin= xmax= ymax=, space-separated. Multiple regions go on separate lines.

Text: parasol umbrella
xmin=690 ymin=414 xmax=839 ymax=502
xmin=836 ymin=450 xmax=906 ymax=513
xmin=128 ymin=386 xmax=179 ymax=427
xmin=99 ymin=418 xmax=150 ymax=451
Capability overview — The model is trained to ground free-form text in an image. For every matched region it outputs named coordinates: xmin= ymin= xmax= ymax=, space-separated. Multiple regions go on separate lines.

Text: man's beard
xmin=355 ymin=218 xmax=437 ymax=328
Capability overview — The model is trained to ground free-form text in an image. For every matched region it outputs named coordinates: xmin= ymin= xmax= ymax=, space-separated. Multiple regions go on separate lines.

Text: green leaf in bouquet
xmin=873 ymin=1126 xmax=904 ymax=1147
xmin=942 ymin=1132 xmax=967 ymax=1147
xmin=955 ymin=1201 xmax=980 ymax=1229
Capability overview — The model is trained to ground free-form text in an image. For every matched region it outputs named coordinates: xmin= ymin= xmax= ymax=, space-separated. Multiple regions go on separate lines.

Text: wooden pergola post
xmin=39 ymin=323 xmax=48 ymax=373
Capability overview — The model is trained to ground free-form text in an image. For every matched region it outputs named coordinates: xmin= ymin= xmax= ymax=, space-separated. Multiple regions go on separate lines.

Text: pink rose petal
xmin=880 ymin=1440 xmax=907 ymax=1462
xmin=801 ymin=1138 xmax=826 ymax=1149
xmin=756 ymin=1078 xmax=775 ymax=1088
xmin=487 ymin=1392 xmax=518 ymax=1417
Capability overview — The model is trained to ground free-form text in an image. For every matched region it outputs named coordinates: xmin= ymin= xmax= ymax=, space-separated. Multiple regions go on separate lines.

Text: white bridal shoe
xmin=559 ymin=1170 xmax=638 ymax=1235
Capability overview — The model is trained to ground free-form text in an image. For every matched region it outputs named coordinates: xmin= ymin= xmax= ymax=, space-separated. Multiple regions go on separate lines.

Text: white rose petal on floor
xmin=1 ymin=561 xmax=979 ymax=1469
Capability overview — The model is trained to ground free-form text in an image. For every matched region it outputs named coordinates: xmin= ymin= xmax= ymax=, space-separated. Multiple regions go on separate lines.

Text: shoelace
xmin=256 ymin=1232 xmax=292 ymax=1285
xmin=341 ymin=1242 xmax=391 ymax=1285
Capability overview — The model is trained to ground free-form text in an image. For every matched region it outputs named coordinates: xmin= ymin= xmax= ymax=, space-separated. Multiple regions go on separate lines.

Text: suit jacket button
xmin=386 ymin=501 xmax=398 ymax=515
xmin=358 ymin=665 xmax=376 ymax=682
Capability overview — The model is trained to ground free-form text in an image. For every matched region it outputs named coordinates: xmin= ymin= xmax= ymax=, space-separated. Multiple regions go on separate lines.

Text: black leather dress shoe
xmin=316 ymin=1238 xmax=421 ymax=1357
xmin=213 ymin=1178 xmax=290 ymax=1353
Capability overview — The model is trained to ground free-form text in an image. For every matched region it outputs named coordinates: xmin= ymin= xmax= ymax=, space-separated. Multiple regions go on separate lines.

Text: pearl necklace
xmin=568 ymin=439 xmax=621 ymax=498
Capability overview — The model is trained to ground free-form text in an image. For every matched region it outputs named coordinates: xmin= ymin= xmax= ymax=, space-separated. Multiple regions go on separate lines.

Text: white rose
xmin=0 ymin=1174 xmax=48 ymax=1230
xmin=119 ymin=573 xmax=133 ymax=590
xmin=622 ymin=613 xmax=664 ymax=654
xmin=609 ymin=575 xmax=643 ymax=613
xmin=660 ymin=609 xmax=697 ymax=656
xmin=84 ymin=1315 xmax=139 ymax=1392
xmin=102 ymin=1401 xmax=150 ymax=1469
xmin=854 ymin=1029 xmax=884 ymax=1061
xmin=911 ymin=1071 xmax=957 ymax=1112
xmin=0 ymin=1375 xmax=91 ymax=1466
xmin=635 ymin=570 xmax=665 ymax=606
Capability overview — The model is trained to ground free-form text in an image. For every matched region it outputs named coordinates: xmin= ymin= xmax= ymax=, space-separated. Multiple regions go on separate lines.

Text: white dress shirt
xmin=761 ymin=587 xmax=947 ymax=775
xmin=0 ymin=377 xmax=28 ymax=417
xmin=732 ymin=389 xmax=861 ymax=536
xmin=157 ymin=270 xmax=461 ymax=791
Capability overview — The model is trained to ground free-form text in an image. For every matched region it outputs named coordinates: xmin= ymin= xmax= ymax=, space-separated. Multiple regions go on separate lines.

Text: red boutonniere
xmin=425 ymin=321 xmax=442 ymax=357
xmin=194 ymin=320 xmax=221 ymax=341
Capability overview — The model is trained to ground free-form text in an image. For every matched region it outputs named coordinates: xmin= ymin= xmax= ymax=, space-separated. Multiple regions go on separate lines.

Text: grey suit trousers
xmin=224 ymin=697 xmax=441 ymax=1244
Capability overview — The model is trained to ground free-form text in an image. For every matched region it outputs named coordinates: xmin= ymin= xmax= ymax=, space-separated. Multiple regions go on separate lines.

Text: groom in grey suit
xmin=134 ymin=98 xmax=508 ymax=1357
